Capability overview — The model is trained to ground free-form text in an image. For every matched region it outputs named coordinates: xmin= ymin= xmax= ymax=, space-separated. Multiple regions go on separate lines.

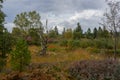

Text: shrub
xmin=68 ymin=59 xmax=120 ymax=80
xmin=79 ymin=39 xmax=93 ymax=48
xmin=67 ymin=40 xmax=80 ymax=50
xmin=48 ymin=44 xmax=58 ymax=52
xmin=0 ymin=58 xmax=6 ymax=72
xmin=105 ymin=49 xmax=120 ymax=54
xmin=94 ymin=39 xmax=113 ymax=49
xmin=60 ymin=39 xmax=68 ymax=47
xmin=60 ymin=40 xmax=80 ymax=50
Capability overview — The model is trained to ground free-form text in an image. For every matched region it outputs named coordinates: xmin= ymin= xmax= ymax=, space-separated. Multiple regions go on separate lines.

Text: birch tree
xmin=14 ymin=11 xmax=48 ymax=55
xmin=103 ymin=0 xmax=120 ymax=58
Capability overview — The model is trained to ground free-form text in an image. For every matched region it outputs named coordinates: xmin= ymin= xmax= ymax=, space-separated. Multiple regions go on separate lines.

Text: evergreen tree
xmin=1 ymin=29 xmax=12 ymax=57
xmin=102 ymin=26 xmax=109 ymax=38
xmin=48 ymin=26 xmax=59 ymax=38
xmin=0 ymin=0 xmax=9 ymax=71
xmin=11 ymin=39 xmax=31 ymax=72
xmin=48 ymin=29 xmax=56 ymax=38
xmin=97 ymin=27 xmax=103 ymax=38
xmin=54 ymin=26 xmax=59 ymax=35
xmin=73 ymin=22 xmax=83 ymax=39
xmin=93 ymin=27 xmax=97 ymax=39
xmin=86 ymin=28 xmax=92 ymax=39
xmin=64 ymin=28 xmax=73 ymax=39
xmin=62 ymin=27 xmax=66 ymax=38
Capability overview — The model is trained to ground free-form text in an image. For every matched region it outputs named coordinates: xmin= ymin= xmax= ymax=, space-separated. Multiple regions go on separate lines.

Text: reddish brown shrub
xmin=68 ymin=59 xmax=120 ymax=80
xmin=1 ymin=70 xmax=53 ymax=80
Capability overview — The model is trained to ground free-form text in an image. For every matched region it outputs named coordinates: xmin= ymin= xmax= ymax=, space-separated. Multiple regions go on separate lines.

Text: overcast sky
xmin=3 ymin=0 xmax=108 ymax=32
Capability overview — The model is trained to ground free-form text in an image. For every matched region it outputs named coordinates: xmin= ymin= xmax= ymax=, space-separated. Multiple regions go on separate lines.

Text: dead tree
xmin=37 ymin=19 xmax=48 ymax=55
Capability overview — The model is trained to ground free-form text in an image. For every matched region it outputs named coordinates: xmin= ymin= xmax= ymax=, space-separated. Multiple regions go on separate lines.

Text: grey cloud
xmin=3 ymin=0 xmax=106 ymax=15
xmin=3 ymin=0 xmax=106 ymax=32
xmin=59 ymin=13 xmax=101 ymax=32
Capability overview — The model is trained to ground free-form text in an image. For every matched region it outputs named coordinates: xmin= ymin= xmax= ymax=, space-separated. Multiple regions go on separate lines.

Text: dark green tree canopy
xmin=93 ymin=27 xmax=97 ymax=39
xmin=75 ymin=23 xmax=82 ymax=33
xmin=54 ymin=26 xmax=59 ymax=35
xmin=86 ymin=28 xmax=93 ymax=39
xmin=73 ymin=22 xmax=83 ymax=39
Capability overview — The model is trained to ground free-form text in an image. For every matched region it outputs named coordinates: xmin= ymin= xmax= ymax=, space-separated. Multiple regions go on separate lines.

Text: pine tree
xmin=97 ymin=27 xmax=103 ymax=38
xmin=11 ymin=39 xmax=31 ymax=72
xmin=73 ymin=22 xmax=83 ymax=39
xmin=86 ymin=28 xmax=92 ymax=39
xmin=93 ymin=27 xmax=97 ymax=39
xmin=54 ymin=26 xmax=59 ymax=35
xmin=0 ymin=0 xmax=8 ymax=72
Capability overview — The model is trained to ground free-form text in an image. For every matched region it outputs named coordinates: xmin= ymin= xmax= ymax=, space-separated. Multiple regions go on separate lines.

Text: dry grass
xmin=5 ymin=44 xmax=104 ymax=69
xmin=29 ymin=45 xmax=104 ymax=64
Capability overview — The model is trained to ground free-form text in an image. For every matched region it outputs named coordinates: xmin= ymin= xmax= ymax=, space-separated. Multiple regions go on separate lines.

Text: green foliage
xmin=105 ymin=49 xmax=120 ymax=54
xmin=12 ymin=27 xmax=24 ymax=41
xmin=0 ymin=0 xmax=10 ymax=72
xmin=0 ymin=0 xmax=6 ymax=54
xmin=54 ymin=26 xmax=59 ymax=35
xmin=60 ymin=39 xmax=80 ymax=50
xmin=64 ymin=28 xmax=73 ymax=39
xmin=94 ymin=39 xmax=113 ymax=49
xmin=14 ymin=11 xmax=42 ymax=32
xmin=28 ymin=28 xmax=40 ymax=45
xmin=0 ymin=1 xmax=5 ymax=25
xmin=85 ymin=28 xmax=93 ymax=39
xmin=79 ymin=39 xmax=93 ymax=48
xmin=48 ymin=26 xmax=59 ymax=38
xmin=11 ymin=39 xmax=31 ymax=72
xmin=87 ymin=47 xmax=101 ymax=54
xmin=0 ymin=58 xmax=6 ymax=72
xmin=73 ymin=22 xmax=83 ymax=39
xmin=67 ymin=40 xmax=80 ymax=50
xmin=93 ymin=27 xmax=97 ymax=39
xmin=102 ymin=26 xmax=110 ymax=38
xmin=0 ymin=30 xmax=13 ymax=57
xmin=97 ymin=27 xmax=103 ymax=38
xmin=60 ymin=39 xmax=68 ymax=47
xmin=13 ymin=11 xmax=44 ymax=46
xmin=48 ymin=30 xmax=57 ymax=38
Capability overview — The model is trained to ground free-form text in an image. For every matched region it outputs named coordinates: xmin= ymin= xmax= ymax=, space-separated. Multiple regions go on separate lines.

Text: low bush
xmin=67 ymin=40 xmax=80 ymax=50
xmin=87 ymin=47 xmax=101 ymax=54
xmin=94 ymin=39 xmax=113 ymax=49
xmin=59 ymin=39 xmax=68 ymax=47
xmin=68 ymin=59 xmax=120 ymax=80
xmin=105 ymin=49 xmax=120 ymax=54
xmin=60 ymin=40 xmax=80 ymax=51
xmin=79 ymin=39 xmax=93 ymax=48
xmin=48 ymin=44 xmax=59 ymax=52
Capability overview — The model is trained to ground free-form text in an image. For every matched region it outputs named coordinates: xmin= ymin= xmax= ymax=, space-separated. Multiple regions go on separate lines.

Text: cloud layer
xmin=3 ymin=0 xmax=107 ymax=32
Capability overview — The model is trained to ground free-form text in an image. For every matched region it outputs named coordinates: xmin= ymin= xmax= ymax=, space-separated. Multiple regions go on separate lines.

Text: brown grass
xmin=29 ymin=45 xmax=104 ymax=64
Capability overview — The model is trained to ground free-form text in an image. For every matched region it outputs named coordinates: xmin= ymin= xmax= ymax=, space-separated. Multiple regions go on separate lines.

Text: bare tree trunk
xmin=40 ymin=37 xmax=48 ymax=55
xmin=114 ymin=33 xmax=117 ymax=59
xmin=39 ymin=19 xmax=48 ymax=55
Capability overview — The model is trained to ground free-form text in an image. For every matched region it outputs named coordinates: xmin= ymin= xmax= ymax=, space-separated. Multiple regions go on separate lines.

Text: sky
xmin=3 ymin=0 xmax=108 ymax=32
